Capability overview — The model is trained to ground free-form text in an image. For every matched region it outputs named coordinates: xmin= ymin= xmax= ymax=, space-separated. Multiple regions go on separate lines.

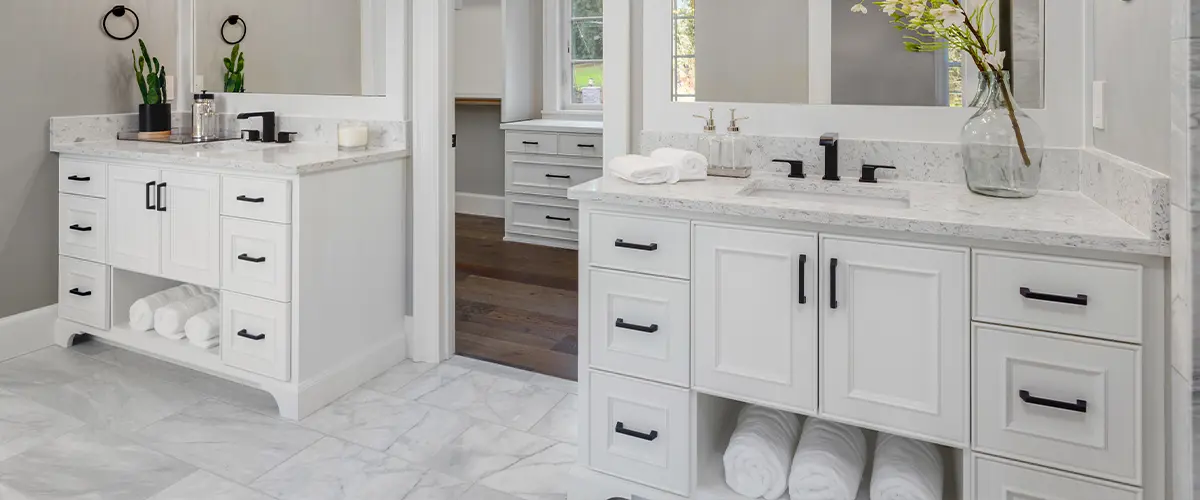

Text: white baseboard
xmin=455 ymin=192 xmax=505 ymax=218
xmin=0 ymin=305 xmax=57 ymax=362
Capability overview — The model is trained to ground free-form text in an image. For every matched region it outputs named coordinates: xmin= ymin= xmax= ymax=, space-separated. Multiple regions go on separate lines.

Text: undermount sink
xmin=737 ymin=180 xmax=912 ymax=209
xmin=193 ymin=141 xmax=286 ymax=153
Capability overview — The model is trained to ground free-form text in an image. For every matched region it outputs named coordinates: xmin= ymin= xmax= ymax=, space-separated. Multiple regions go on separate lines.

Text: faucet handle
xmin=241 ymin=130 xmax=261 ymax=142
xmin=773 ymin=159 xmax=806 ymax=179
xmin=860 ymin=164 xmax=896 ymax=183
xmin=820 ymin=133 xmax=840 ymax=145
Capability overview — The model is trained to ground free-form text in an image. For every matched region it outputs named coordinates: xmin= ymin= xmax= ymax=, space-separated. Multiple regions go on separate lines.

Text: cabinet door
xmin=694 ymin=224 xmax=818 ymax=413
xmin=821 ymin=235 xmax=968 ymax=445
xmin=160 ymin=170 xmax=221 ymax=288
xmin=107 ymin=165 xmax=161 ymax=275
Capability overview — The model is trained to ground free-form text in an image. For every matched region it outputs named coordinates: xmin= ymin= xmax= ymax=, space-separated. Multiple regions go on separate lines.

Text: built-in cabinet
xmin=501 ymin=121 xmax=603 ymax=249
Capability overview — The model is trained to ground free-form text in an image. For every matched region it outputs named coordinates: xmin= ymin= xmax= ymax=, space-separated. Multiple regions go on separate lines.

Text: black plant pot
xmin=138 ymin=103 xmax=171 ymax=133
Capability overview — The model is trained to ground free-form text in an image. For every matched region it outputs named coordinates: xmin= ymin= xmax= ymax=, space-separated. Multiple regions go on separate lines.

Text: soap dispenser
xmin=712 ymin=109 xmax=751 ymax=178
xmin=693 ymin=107 xmax=721 ymax=169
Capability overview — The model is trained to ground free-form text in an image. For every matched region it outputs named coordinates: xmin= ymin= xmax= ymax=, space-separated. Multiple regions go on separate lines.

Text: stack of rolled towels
xmin=129 ymin=284 xmax=221 ymax=350
xmin=609 ymin=148 xmax=709 ymax=185
xmin=723 ymin=404 xmax=944 ymax=500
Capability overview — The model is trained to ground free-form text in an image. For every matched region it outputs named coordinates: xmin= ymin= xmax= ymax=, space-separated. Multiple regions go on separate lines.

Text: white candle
xmin=338 ymin=122 xmax=369 ymax=150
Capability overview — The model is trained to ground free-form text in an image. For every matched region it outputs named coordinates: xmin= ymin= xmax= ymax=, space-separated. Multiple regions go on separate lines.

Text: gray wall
xmin=455 ymin=105 xmax=506 ymax=197
xmin=693 ymin=0 xmax=810 ymax=104
xmin=831 ymin=5 xmax=938 ymax=106
xmin=0 ymin=0 xmax=176 ymax=319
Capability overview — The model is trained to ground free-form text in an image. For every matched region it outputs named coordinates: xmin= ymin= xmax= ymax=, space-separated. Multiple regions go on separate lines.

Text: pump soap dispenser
xmin=693 ymin=107 xmax=721 ymax=170
xmin=711 ymin=109 xmax=751 ymax=178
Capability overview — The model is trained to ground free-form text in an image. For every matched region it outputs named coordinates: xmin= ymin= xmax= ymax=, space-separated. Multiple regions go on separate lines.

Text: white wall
xmin=693 ymin=0 xmax=809 ymax=104
xmin=455 ymin=105 xmax=506 ymax=196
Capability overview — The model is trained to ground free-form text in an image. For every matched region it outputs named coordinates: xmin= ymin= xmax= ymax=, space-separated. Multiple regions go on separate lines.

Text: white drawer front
xmin=59 ymin=195 xmax=107 ymax=263
xmin=505 ymin=195 xmax=580 ymax=242
xmin=556 ymin=133 xmax=602 ymax=157
xmin=588 ymin=371 xmax=690 ymax=495
xmin=588 ymin=269 xmax=690 ymax=386
xmin=974 ymin=456 xmax=1141 ymax=500
xmin=506 ymin=157 xmax=603 ymax=198
xmin=505 ymin=131 xmax=559 ymax=155
xmin=222 ymin=218 xmax=292 ymax=302
xmin=588 ymin=212 xmax=690 ymax=279
xmin=221 ymin=291 xmax=291 ymax=381
xmin=59 ymin=256 xmax=109 ymax=329
xmin=974 ymin=250 xmax=1143 ymax=343
xmin=973 ymin=325 xmax=1140 ymax=483
xmin=59 ymin=159 xmax=107 ymax=198
xmin=221 ymin=176 xmax=292 ymax=224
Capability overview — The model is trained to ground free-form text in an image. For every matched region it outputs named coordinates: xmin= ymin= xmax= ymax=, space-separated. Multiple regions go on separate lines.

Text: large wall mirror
xmin=194 ymin=0 xmax=387 ymax=96
xmin=669 ymin=0 xmax=1044 ymax=109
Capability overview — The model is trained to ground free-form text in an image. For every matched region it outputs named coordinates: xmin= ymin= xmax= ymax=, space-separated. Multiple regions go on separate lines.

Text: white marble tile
xmin=478 ymin=443 xmax=578 ymax=500
xmin=135 ymin=399 xmax=323 ymax=484
xmin=527 ymin=373 xmax=578 ymax=395
xmin=362 ymin=359 xmax=440 ymax=395
xmin=529 ymin=395 xmax=578 ymax=444
xmin=425 ymin=422 xmax=556 ymax=483
xmin=0 ymin=390 xmax=84 ymax=461
xmin=385 ymin=405 xmax=474 ymax=465
xmin=23 ymin=366 xmax=207 ymax=433
xmin=0 ymin=347 xmax=111 ymax=395
xmin=445 ymin=356 xmax=537 ymax=382
xmin=418 ymin=372 xmax=567 ymax=431
xmin=460 ymin=484 xmax=525 ymax=500
xmin=148 ymin=470 xmax=274 ymax=500
xmin=376 ymin=363 xmax=473 ymax=401
xmin=0 ymin=428 xmax=195 ymax=500
xmin=251 ymin=437 xmax=426 ymax=500
xmin=399 ymin=470 xmax=471 ymax=500
xmin=90 ymin=347 xmax=279 ymax=415
xmin=301 ymin=389 xmax=430 ymax=451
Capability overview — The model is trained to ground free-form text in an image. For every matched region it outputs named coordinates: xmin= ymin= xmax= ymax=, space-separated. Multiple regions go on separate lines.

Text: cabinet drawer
xmin=221 ymin=291 xmax=291 ymax=381
xmin=59 ymin=257 xmax=109 ymax=330
xmin=221 ymin=218 xmax=292 ymax=302
xmin=556 ymin=133 xmax=602 ymax=157
xmin=588 ymin=269 xmax=690 ymax=386
xmin=59 ymin=159 xmax=107 ymax=198
xmin=974 ymin=250 xmax=1143 ymax=343
xmin=505 ymin=195 xmax=579 ymax=243
xmin=973 ymin=456 xmax=1141 ymax=500
xmin=973 ymin=325 xmax=1140 ymax=483
xmin=59 ymin=195 xmax=107 ymax=263
xmin=588 ymin=371 xmax=690 ymax=495
xmin=221 ymin=176 xmax=291 ymax=224
xmin=587 ymin=212 xmax=690 ymax=279
xmin=506 ymin=157 xmax=603 ymax=198
xmin=505 ymin=131 xmax=559 ymax=155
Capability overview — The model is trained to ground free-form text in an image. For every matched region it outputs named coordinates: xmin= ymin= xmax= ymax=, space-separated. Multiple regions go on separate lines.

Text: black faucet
xmin=237 ymin=112 xmax=276 ymax=143
xmin=820 ymin=133 xmax=840 ymax=181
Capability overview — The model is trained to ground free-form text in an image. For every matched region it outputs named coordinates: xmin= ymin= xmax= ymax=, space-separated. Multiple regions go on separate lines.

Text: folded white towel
xmin=184 ymin=307 xmax=221 ymax=348
xmin=651 ymin=148 xmax=709 ymax=181
xmin=870 ymin=434 xmax=943 ymax=500
xmin=723 ymin=405 xmax=803 ymax=500
xmin=154 ymin=293 xmax=219 ymax=340
xmin=609 ymin=155 xmax=679 ymax=185
xmin=129 ymin=285 xmax=203 ymax=331
xmin=788 ymin=418 xmax=868 ymax=500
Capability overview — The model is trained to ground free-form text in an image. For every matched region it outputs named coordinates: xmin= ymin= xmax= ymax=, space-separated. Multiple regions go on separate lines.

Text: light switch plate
xmin=1092 ymin=81 xmax=1106 ymax=130
xmin=165 ymin=75 xmax=175 ymax=102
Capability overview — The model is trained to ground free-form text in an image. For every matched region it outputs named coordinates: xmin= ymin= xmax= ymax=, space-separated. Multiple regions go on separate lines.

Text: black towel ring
xmin=221 ymin=15 xmax=247 ymax=45
xmin=102 ymin=5 xmax=139 ymax=41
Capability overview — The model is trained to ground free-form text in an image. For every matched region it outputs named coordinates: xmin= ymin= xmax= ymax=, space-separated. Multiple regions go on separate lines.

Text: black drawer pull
xmin=545 ymin=215 xmax=572 ymax=222
xmin=615 ymin=318 xmax=659 ymax=333
xmin=156 ymin=182 xmax=167 ymax=212
xmin=67 ymin=175 xmax=91 ymax=182
xmin=545 ymin=174 xmax=572 ymax=179
xmin=236 ymin=195 xmax=266 ymax=203
xmin=522 ymin=141 xmax=540 ymax=145
xmin=69 ymin=224 xmax=93 ymax=232
xmin=1019 ymin=390 xmax=1087 ymax=413
xmin=145 ymin=181 xmax=157 ymax=210
xmin=798 ymin=254 xmax=808 ymax=305
xmin=68 ymin=288 xmax=92 ymax=297
xmin=237 ymin=329 xmax=266 ymax=341
xmin=1019 ymin=287 xmax=1088 ymax=306
xmin=577 ymin=143 xmax=596 ymax=148
xmin=614 ymin=239 xmax=658 ymax=252
xmin=830 ymin=258 xmax=839 ymax=309
xmin=238 ymin=254 xmax=267 ymax=263
xmin=614 ymin=422 xmax=658 ymax=442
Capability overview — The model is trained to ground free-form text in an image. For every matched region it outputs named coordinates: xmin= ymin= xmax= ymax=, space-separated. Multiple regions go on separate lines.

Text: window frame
xmin=671 ymin=4 xmax=696 ymax=102
xmin=560 ymin=1 xmax=603 ymax=111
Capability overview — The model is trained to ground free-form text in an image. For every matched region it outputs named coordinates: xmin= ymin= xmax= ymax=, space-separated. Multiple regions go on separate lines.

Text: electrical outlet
xmin=1092 ymin=81 xmax=1106 ymax=130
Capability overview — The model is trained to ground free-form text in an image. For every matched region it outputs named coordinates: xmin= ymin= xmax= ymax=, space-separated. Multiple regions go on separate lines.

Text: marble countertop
xmin=568 ymin=173 xmax=1168 ymax=256
xmin=51 ymin=140 xmax=409 ymax=176
xmin=499 ymin=119 xmax=603 ymax=134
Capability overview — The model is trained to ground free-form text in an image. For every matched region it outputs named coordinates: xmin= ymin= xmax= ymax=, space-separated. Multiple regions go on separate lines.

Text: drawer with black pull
xmin=588 ymin=269 xmax=690 ymax=386
xmin=504 ymin=193 xmax=580 ymax=245
xmin=221 ymin=217 xmax=292 ymax=302
xmin=59 ymin=159 xmax=107 ymax=198
xmin=973 ymin=249 xmax=1143 ymax=343
xmin=221 ymin=291 xmax=291 ymax=381
xmin=505 ymin=156 xmax=603 ymax=198
xmin=58 ymin=256 xmax=110 ymax=330
xmin=504 ymin=131 xmax=559 ymax=155
xmin=59 ymin=194 xmax=107 ymax=263
xmin=587 ymin=370 xmax=690 ymax=495
xmin=587 ymin=211 xmax=691 ymax=279
xmin=972 ymin=324 xmax=1140 ymax=483
xmin=557 ymin=133 xmax=603 ymax=157
xmin=221 ymin=175 xmax=292 ymax=224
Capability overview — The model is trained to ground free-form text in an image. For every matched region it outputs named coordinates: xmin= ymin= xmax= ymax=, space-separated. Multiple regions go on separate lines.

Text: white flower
xmin=905 ymin=0 xmax=927 ymax=17
xmin=934 ymin=4 xmax=965 ymax=27
xmin=923 ymin=24 xmax=936 ymax=32
xmin=851 ymin=3 xmax=868 ymax=14
xmin=984 ymin=51 xmax=1007 ymax=68
xmin=880 ymin=0 xmax=899 ymax=14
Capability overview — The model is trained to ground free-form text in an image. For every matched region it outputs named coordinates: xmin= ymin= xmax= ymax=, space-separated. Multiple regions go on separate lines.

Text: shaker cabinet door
xmin=107 ymin=165 xmax=161 ymax=275
xmin=160 ymin=170 xmax=221 ymax=288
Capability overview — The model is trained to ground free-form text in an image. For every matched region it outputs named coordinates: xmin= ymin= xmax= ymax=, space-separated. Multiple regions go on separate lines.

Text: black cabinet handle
xmin=156 ymin=182 xmax=167 ymax=212
xmin=1019 ymin=287 xmax=1088 ymax=307
xmin=238 ymin=254 xmax=267 ymax=263
xmin=67 ymin=175 xmax=91 ymax=182
xmin=829 ymin=258 xmax=839 ymax=309
xmin=145 ymin=181 xmax=157 ymax=210
xmin=236 ymin=195 xmax=266 ymax=203
xmin=798 ymin=254 xmax=808 ymax=305
xmin=615 ymin=318 xmax=659 ymax=333
xmin=68 ymin=288 xmax=92 ymax=297
xmin=614 ymin=239 xmax=658 ymax=252
xmin=577 ymin=144 xmax=596 ymax=148
xmin=614 ymin=422 xmax=659 ymax=442
xmin=237 ymin=329 xmax=266 ymax=341
xmin=69 ymin=224 xmax=93 ymax=232
xmin=545 ymin=215 xmax=572 ymax=222
xmin=522 ymin=141 xmax=540 ymax=145
xmin=545 ymin=174 xmax=572 ymax=179
xmin=1019 ymin=390 xmax=1088 ymax=413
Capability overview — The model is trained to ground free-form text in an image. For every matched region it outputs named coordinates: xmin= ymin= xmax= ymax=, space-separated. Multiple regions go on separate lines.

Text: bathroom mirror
xmin=194 ymin=0 xmax=386 ymax=96
xmin=669 ymin=0 xmax=1044 ymax=109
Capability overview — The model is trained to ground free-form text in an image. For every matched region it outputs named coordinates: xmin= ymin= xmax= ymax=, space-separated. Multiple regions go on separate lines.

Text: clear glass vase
xmin=961 ymin=71 xmax=1044 ymax=198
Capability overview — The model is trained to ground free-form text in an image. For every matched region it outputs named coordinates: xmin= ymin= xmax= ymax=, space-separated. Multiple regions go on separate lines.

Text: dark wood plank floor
xmin=455 ymin=214 xmax=578 ymax=380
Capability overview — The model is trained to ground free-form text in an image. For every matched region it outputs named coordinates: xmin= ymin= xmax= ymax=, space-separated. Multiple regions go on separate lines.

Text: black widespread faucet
xmin=820 ymin=133 xmax=840 ymax=181
xmin=237 ymin=111 xmax=276 ymax=143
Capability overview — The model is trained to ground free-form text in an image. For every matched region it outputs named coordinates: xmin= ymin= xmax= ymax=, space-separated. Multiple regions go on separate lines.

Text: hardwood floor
xmin=455 ymin=214 xmax=578 ymax=380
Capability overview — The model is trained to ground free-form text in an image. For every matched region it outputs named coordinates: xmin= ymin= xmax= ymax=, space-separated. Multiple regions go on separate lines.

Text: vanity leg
xmin=53 ymin=320 xmax=80 ymax=348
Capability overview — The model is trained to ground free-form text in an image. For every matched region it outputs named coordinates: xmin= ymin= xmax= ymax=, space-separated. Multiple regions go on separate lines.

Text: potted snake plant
xmin=133 ymin=39 xmax=170 ymax=133
xmin=224 ymin=44 xmax=246 ymax=93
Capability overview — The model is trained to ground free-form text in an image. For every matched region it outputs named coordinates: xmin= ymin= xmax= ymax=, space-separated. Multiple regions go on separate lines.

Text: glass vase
xmin=961 ymin=71 xmax=1044 ymax=198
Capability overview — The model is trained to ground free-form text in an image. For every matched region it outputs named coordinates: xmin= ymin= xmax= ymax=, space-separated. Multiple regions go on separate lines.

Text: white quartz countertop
xmin=499 ymin=119 xmax=603 ymax=134
xmin=568 ymin=174 xmax=1168 ymax=256
xmin=51 ymin=140 xmax=409 ymax=175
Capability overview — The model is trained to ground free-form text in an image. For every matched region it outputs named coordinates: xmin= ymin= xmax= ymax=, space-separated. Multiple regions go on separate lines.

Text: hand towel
xmin=184 ymin=307 xmax=221 ymax=349
xmin=609 ymin=155 xmax=679 ymax=185
xmin=870 ymin=433 xmax=943 ymax=500
xmin=154 ymin=293 xmax=219 ymax=340
xmin=129 ymin=284 xmax=203 ymax=331
xmin=723 ymin=405 xmax=804 ymax=500
xmin=651 ymin=147 xmax=709 ymax=181
xmin=787 ymin=418 xmax=869 ymax=500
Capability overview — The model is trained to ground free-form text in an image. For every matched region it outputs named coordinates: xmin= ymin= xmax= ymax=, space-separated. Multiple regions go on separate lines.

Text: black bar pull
xmin=69 ymin=225 xmax=93 ymax=232
xmin=545 ymin=215 xmax=572 ymax=222
xmin=830 ymin=258 xmax=839 ymax=309
xmin=615 ymin=318 xmax=659 ymax=333
xmin=238 ymin=254 xmax=267 ymax=263
xmin=237 ymin=329 xmax=266 ymax=341
xmin=614 ymin=422 xmax=659 ymax=442
xmin=798 ymin=254 xmax=808 ymax=305
xmin=522 ymin=141 xmax=540 ymax=145
xmin=545 ymin=174 xmax=572 ymax=179
xmin=145 ymin=181 xmax=156 ymax=210
xmin=236 ymin=195 xmax=266 ymax=203
xmin=577 ymin=144 xmax=596 ymax=148
xmin=1019 ymin=287 xmax=1088 ymax=307
xmin=614 ymin=239 xmax=658 ymax=252
xmin=1019 ymin=390 xmax=1088 ymax=413
xmin=156 ymin=182 xmax=167 ymax=212
xmin=67 ymin=175 xmax=91 ymax=182
xmin=68 ymin=288 xmax=92 ymax=297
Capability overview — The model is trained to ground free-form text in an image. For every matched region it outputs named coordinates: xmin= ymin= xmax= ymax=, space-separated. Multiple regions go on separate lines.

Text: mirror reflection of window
xmin=568 ymin=0 xmax=604 ymax=107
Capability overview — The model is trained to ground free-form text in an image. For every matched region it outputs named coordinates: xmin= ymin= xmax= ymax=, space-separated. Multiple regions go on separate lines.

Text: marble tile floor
xmin=0 ymin=341 xmax=579 ymax=500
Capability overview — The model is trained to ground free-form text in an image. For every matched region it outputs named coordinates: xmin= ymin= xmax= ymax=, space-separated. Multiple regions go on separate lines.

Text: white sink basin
xmin=193 ymin=141 xmax=286 ymax=153
xmin=738 ymin=180 xmax=911 ymax=209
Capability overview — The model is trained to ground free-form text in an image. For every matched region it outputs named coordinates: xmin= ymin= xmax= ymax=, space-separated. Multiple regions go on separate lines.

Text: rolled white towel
xmin=184 ymin=308 xmax=221 ymax=348
xmin=870 ymin=434 xmax=943 ymax=500
xmin=651 ymin=147 xmax=709 ymax=181
xmin=154 ymin=293 xmax=219 ymax=340
xmin=723 ymin=405 xmax=803 ymax=500
xmin=128 ymin=285 xmax=203 ymax=331
xmin=787 ymin=418 xmax=868 ymax=500
xmin=609 ymin=155 xmax=679 ymax=185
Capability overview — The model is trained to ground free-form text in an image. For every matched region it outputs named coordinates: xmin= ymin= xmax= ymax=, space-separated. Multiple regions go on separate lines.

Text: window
xmin=672 ymin=0 xmax=696 ymax=102
xmin=947 ymin=49 xmax=964 ymax=108
xmin=566 ymin=0 xmax=603 ymax=107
